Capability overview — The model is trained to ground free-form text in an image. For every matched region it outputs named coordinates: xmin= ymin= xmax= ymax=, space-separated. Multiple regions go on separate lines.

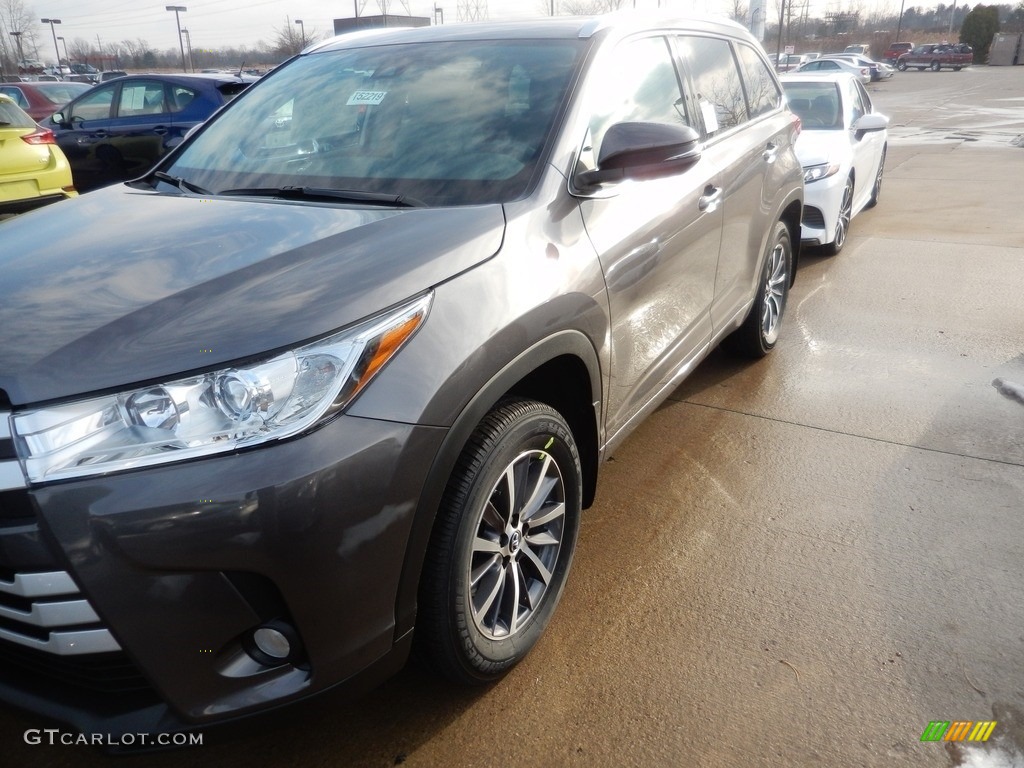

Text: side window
xmin=735 ymin=44 xmax=781 ymax=119
xmin=117 ymin=81 xmax=167 ymax=117
xmin=581 ymin=35 xmax=687 ymax=170
xmin=168 ymin=86 xmax=197 ymax=113
xmin=676 ymin=35 xmax=747 ymax=136
xmin=0 ymin=87 xmax=28 ymax=109
xmin=69 ymin=85 xmax=115 ymax=121
xmin=847 ymin=79 xmax=866 ymax=125
xmin=855 ymin=80 xmax=873 ymax=114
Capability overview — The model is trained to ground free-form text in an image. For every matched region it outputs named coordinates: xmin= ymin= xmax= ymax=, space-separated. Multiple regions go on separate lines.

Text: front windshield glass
xmin=169 ymin=39 xmax=585 ymax=206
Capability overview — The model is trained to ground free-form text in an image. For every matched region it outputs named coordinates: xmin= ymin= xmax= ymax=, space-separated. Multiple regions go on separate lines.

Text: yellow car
xmin=0 ymin=93 xmax=76 ymax=212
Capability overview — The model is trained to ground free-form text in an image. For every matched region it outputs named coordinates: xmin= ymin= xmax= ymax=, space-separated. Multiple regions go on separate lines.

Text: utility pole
xmin=165 ymin=6 xmax=188 ymax=73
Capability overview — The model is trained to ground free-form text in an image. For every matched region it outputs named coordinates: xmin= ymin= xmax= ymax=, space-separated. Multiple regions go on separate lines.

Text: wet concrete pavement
xmin=2 ymin=67 xmax=1023 ymax=767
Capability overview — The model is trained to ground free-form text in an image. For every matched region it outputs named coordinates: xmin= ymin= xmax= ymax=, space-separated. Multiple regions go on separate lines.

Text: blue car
xmin=46 ymin=73 xmax=253 ymax=191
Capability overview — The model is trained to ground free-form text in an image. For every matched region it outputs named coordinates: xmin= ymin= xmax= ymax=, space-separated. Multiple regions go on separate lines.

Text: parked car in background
xmin=0 ymin=15 xmax=802 ymax=738
xmin=46 ymin=72 xmax=254 ymax=189
xmin=843 ymin=43 xmax=872 ymax=56
xmin=0 ymin=94 xmax=76 ymax=212
xmin=98 ymin=70 xmax=128 ymax=82
xmin=17 ymin=59 xmax=45 ymax=75
xmin=772 ymin=52 xmax=808 ymax=72
xmin=883 ymin=41 xmax=914 ymax=64
xmin=0 ymin=81 xmax=91 ymax=121
xmin=781 ymin=71 xmax=888 ymax=255
xmin=825 ymin=53 xmax=894 ymax=81
xmin=897 ymin=43 xmax=973 ymax=71
xmin=794 ymin=56 xmax=871 ymax=84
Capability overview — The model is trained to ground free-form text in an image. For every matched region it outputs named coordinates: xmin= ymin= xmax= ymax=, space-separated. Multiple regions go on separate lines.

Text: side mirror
xmin=50 ymin=111 xmax=66 ymax=127
xmin=577 ymin=122 xmax=702 ymax=188
xmin=853 ymin=113 xmax=888 ymax=139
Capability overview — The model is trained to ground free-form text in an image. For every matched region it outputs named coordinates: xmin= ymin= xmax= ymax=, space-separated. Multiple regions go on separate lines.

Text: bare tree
xmin=0 ymin=0 xmax=40 ymax=69
xmin=272 ymin=17 xmax=322 ymax=59
xmin=543 ymin=0 xmax=628 ymax=14
xmin=730 ymin=0 xmax=750 ymax=24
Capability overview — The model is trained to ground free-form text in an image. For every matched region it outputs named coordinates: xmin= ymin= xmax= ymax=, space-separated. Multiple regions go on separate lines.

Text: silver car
xmin=0 ymin=15 xmax=802 ymax=735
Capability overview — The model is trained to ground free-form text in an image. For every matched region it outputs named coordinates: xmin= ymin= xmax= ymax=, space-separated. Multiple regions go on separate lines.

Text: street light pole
xmin=10 ymin=31 xmax=24 ymax=64
xmin=295 ymin=19 xmax=305 ymax=48
xmin=58 ymin=35 xmax=70 ymax=67
xmin=895 ymin=0 xmax=906 ymax=44
xmin=40 ymin=18 xmax=62 ymax=70
xmin=181 ymin=28 xmax=193 ymax=72
xmin=165 ymin=6 xmax=188 ymax=73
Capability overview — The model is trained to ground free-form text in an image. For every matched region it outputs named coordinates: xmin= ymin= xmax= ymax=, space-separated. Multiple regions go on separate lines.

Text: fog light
xmin=253 ymin=627 xmax=290 ymax=660
xmin=243 ymin=620 xmax=303 ymax=667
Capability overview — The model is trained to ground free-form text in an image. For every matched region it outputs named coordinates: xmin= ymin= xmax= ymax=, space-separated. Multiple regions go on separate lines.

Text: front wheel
xmin=724 ymin=220 xmax=793 ymax=358
xmin=930 ymin=60 xmax=941 ymax=71
xmin=897 ymin=60 xmax=908 ymax=71
xmin=418 ymin=398 xmax=582 ymax=684
xmin=867 ymin=147 xmax=886 ymax=208
xmin=823 ymin=177 xmax=854 ymax=256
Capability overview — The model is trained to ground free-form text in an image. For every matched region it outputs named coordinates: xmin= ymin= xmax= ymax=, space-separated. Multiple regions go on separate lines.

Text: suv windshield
xmin=168 ymin=40 xmax=584 ymax=206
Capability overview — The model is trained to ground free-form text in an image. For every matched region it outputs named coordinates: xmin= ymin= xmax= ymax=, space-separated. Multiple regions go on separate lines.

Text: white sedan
xmin=793 ymin=57 xmax=872 ymax=85
xmin=780 ymin=72 xmax=888 ymax=255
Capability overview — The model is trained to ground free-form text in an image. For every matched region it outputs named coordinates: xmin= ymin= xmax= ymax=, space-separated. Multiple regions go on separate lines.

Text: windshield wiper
xmin=153 ymin=171 xmax=212 ymax=196
xmin=217 ymin=186 xmax=427 ymax=208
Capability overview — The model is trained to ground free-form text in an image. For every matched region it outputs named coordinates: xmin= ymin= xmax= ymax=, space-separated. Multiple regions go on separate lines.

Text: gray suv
xmin=0 ymin=15 xmax=802 ymax=736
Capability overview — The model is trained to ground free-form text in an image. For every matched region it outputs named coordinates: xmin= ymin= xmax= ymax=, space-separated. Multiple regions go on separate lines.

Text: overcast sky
xmin=22 ymin=0 xmax=919 ymax=57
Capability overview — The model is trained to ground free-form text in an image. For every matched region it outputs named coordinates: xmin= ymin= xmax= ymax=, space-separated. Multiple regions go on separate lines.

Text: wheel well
xmin=780 ymin=199 xmax=803 ymax=283
xmin=504 ymin=355 xmax=599 ymax=509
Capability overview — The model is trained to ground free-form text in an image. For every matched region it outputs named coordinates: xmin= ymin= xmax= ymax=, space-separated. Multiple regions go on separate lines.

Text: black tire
xmin=953 ymin=66 xmax=962 ymax=71
xmin=897 ymin=60 xmax=908 ymax=71
xmin=724 ymin=220 xmax=793 ymax=358
xmin=418 ymin=398 xmax=582 ymax=685
xmin=930 ymin=60 xmax=941 ymax=71
xmin=823 ymin=177 xmax=854 ymax=256
xmin=867 ymin=146 xmax=886 ymax=209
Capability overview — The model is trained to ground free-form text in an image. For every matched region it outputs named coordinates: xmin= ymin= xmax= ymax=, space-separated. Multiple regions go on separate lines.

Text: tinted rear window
xmin=0 ymin=99 xmax=35 ymax=129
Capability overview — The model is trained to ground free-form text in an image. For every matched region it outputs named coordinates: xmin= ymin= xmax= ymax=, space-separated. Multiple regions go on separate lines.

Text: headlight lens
xmin=803 ymin=162 xmax=840 ymax=183
xmin=13 ymin=294 xmax=431 ymax=483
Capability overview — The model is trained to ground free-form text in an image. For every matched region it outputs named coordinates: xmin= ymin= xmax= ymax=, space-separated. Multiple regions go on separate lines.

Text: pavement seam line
xmin=671 ymin=399 xmax=1024 ymax=469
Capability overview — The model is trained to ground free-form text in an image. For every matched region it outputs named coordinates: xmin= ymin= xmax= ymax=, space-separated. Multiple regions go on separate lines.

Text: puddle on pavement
xmin=947 ymin=704 xmax=1024 ymax=768
xmin=993 ymin=378 xmax=1024 ymax=406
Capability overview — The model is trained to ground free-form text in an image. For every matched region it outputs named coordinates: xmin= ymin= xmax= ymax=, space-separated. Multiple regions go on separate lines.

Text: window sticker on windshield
xmin=699 ymin=99 xmax=719 ymax=133
xmin=346 ymin=90 xmax=387 ymax=106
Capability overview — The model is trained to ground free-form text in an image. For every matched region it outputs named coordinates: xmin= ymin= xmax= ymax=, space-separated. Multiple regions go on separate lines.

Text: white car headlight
xmin=803 ymin=162 xmax=840 ymax=183
xmin=13 ymin=294 xmax=431 ymax=483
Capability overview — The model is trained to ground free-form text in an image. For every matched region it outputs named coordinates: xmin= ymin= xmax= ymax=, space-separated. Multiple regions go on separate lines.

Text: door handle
xmin=699 ymin=185 xmax=722 ymax=213
xmin=762 ymin=142 xmax=779 ymax=163
xmin=153 ymin=127 xmax=168 ymax=135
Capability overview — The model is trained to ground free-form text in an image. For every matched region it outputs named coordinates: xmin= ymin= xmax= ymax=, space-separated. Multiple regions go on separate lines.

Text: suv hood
xmin=0 ymin=186 xmax=505 ymax=405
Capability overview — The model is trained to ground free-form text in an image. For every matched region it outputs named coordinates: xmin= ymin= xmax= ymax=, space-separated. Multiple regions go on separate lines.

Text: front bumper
xmin=799 ymin=171 xmax=847 ymax=247
xmin=0 ymin=411 xmax=445 ymax=734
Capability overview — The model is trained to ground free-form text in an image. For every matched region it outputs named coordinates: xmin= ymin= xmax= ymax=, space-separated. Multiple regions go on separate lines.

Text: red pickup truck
xmin=896 ymin=43 xmax=973 ymax=71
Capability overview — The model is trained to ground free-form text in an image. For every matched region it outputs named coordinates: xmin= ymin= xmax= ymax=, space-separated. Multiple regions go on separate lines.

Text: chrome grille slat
xmin=0 ymin=570 xmax=78 ymax=598
xmin=0 ymin=569 xmax=122 ymax=655
xmin=0 ymin=626 xmax=121 ymax=655
xmin=0 ymin=461 xmax=25 ymax=492
xmin=0 ymin=598 xmax=100 ymax=628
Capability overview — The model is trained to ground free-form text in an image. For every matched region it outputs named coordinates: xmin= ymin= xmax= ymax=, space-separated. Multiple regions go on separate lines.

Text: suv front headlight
xmin=13 ymin=294 xmax=431 ymax=483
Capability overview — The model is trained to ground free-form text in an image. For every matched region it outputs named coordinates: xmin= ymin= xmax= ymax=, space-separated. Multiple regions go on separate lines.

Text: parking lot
xmin=1 ymin=66 xmax=1023 ymax=767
